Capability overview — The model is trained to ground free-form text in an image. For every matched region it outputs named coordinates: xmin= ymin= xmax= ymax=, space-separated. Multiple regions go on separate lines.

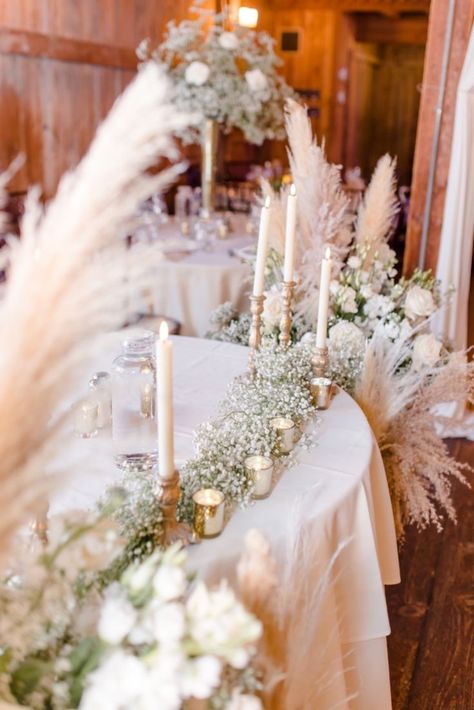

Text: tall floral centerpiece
xmin=138 ymin=4 xmax=295 ymax=213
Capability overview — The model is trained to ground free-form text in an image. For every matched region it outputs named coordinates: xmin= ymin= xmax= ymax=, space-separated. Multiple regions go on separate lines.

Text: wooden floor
xmin=387 ymin=439 xmax=474 ymax=710
xmin=387 ymin=276 xmax=474 ymax=709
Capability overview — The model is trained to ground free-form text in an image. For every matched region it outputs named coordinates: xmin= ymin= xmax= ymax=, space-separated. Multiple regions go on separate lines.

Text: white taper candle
xmin=316 ymin=247 xmax=332 ymax=348
xmin=157 ymin=321 xmax=174 ymax=478
xmin=253 ymin=196 xmax=271 ymax=297
xmin=283 ymin=184 xmax=297 ymax=282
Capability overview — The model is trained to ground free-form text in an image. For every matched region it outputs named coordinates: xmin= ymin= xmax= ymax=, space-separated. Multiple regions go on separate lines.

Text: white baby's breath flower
xmin=181 ymin=655 xmax=222 ymax=699
xmin=219 ymin=31 xmax=239 ymax=50
xmin=245 ymin=68 xmax=268 ymax=92
xmin=329 ymin=321 xmax=365 ymax=352
xmin=404 ymin=285 xmax=436 ymax=321
xmin=412 ymin=332 xmax=442 ymax=370
xmin=98 ymin=586 xmax=137 ymax=645
xmin=185 ymin=61 xmax=210 ymax=86
xmin=153 ymin=564 xmax=187 ymax=601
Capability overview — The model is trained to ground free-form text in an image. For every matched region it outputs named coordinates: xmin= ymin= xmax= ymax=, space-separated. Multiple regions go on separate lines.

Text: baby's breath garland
xmin=103 ymin=341 xmax=319 ymax=559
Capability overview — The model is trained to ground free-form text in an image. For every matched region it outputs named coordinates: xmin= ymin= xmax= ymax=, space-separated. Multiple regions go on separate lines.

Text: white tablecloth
xmin=53 ymin=337 xmax=400 ymax=709
xmin=136 ymin=216 xmax=253 ymax=337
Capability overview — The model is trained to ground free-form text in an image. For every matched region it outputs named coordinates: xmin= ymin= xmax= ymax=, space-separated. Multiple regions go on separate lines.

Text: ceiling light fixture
xmin=238 ymin=6 xmax=259 ymax=28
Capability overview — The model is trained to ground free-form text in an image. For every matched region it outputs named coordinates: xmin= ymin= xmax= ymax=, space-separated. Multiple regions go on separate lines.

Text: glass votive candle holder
xmin=310 ymin=377 xmax=333 ymax=410
xmin=193 ymin=489 xmax=225 ymax=539
xmin=74 ymin=397 xmax=99 ymax=438
xmin=89 ymin=371 xmax=112 ymax=429
xmin=245 ymin=455 xmax=274 ymax=499
xmin=270 ymin=417 xmax=296 ymax=455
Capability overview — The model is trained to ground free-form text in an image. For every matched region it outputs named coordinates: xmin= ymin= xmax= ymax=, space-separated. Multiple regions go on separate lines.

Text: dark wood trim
xmin=0 ymin=27 xmax=137 ymax=70
xmin=269 ymin=0 xmax=430 ymax=12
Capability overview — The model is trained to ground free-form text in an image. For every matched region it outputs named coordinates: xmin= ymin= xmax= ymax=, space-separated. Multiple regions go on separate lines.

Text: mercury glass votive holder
xmin=270 ymin=417 xmax=296 ymax=455
xmin=193 ymin=489 xmax=225 ymax=539
xmin=310 ymin=377 xmax=333 ymax=410
xmin=245 ymin=455 xmax=274 ymax=499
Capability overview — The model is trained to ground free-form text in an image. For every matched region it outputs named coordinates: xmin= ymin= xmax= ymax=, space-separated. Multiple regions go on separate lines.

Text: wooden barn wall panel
xmin=0 ymin=0 xmax=201 ymax=196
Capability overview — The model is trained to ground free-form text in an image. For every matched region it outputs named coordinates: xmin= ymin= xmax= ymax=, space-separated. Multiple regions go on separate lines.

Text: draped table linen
xmin=133 ymin=217 xmax=253 ymax=336
xmin=52 ymin=337 xmax=400 ymax=709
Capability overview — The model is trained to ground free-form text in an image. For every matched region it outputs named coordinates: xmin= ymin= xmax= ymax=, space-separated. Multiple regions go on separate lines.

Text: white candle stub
xmin=245 ymin=455 xmax=274 ymax=499
xmin=193 ymin=489 xmax=225 ymax=538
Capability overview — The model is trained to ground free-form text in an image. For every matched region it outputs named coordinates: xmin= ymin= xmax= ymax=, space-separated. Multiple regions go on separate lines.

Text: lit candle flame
xmin=325 ymin=247 xmax=331 ymax=260
xmin=159 ymin=320 xmax=169 ymax=341
xmin=264 ymin=196 xmax=271 ymax=209
xmin=290 ymin=183 xmax=296 ymax=196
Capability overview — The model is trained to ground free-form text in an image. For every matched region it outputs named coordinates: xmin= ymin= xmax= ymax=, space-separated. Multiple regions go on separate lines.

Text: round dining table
xmin=53 ymin=336 xmax=400 ymax=710
xmin=131 ymin=215 xmax=254 ymax=337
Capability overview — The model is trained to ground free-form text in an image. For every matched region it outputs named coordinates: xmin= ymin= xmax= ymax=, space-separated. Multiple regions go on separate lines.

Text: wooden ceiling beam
xmin=0 ymin=27 xmax=137 ymax=70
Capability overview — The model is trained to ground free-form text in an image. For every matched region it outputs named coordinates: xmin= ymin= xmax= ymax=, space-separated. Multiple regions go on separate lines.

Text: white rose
xmin=181 ymin=655 xmax=222 ymax=699
xmin=185 ymin=61 xmax=210 ymax=86
xmin=245 ymin=68 xmax=268 ymax=92
xmin=347 ymin=255 xmax=361 ymax=269
xmin=404 ymin=285 xmax=435 ymax=321
xmin=412 ymin=333 xmax=442 ymax=370
xmin=262 ymin=286 xmax=282 ymax=331
xmin=219 ymin=31 xmax=239 ymax=50
xmin=153 ymin=564 xmax=187 ymax=601
xmin=98 ymin=586 xmax=137 ymax=645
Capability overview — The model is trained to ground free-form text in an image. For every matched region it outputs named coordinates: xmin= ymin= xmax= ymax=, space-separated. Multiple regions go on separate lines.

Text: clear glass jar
xmin=112 ymin=330 xmax=157 ymax=472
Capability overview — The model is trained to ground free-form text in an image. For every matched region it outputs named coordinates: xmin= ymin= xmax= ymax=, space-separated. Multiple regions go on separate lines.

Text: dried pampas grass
xmin=355 ymin=331 xmax=473 ymax=538
xmin=238 ymin=517 xmax=354 ymax=708
xmin=0 ymin=63 xmax=194 ymax=564
xmin=355 ymin=154 xmax=399 ymax=265
xmin=284 ymin=99 xmax=352 ymax=327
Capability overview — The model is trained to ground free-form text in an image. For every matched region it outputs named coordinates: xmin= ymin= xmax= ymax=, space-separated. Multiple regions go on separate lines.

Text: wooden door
xmin=344 ymin=41 xmax=425 ymax=184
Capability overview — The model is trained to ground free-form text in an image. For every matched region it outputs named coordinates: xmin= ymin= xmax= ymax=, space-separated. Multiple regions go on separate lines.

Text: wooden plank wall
xmin=0 ymin=0 xmax=201 ymax=197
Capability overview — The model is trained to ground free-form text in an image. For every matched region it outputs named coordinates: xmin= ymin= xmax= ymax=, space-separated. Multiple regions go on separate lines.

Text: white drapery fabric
xmin=433 ymin=26 xmax=474 ymax=350
xmin=432 ymin=26 xmax=474 ymax=439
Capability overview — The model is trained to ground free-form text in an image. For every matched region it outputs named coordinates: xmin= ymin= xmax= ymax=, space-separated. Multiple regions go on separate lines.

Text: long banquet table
xmin=53 ymin=336 xmax=400 ymax=709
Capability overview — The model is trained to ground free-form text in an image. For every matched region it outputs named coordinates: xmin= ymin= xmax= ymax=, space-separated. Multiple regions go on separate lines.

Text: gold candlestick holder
xmin=248 ymin=294 xmax=265 ymax=376
xmin=279 ymin=280 xmax=296 ymax=348
xmin=312 ymin=346 xmax=329 ymax=378
xmin=155 ymin=470 xmax=198 ymax=546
